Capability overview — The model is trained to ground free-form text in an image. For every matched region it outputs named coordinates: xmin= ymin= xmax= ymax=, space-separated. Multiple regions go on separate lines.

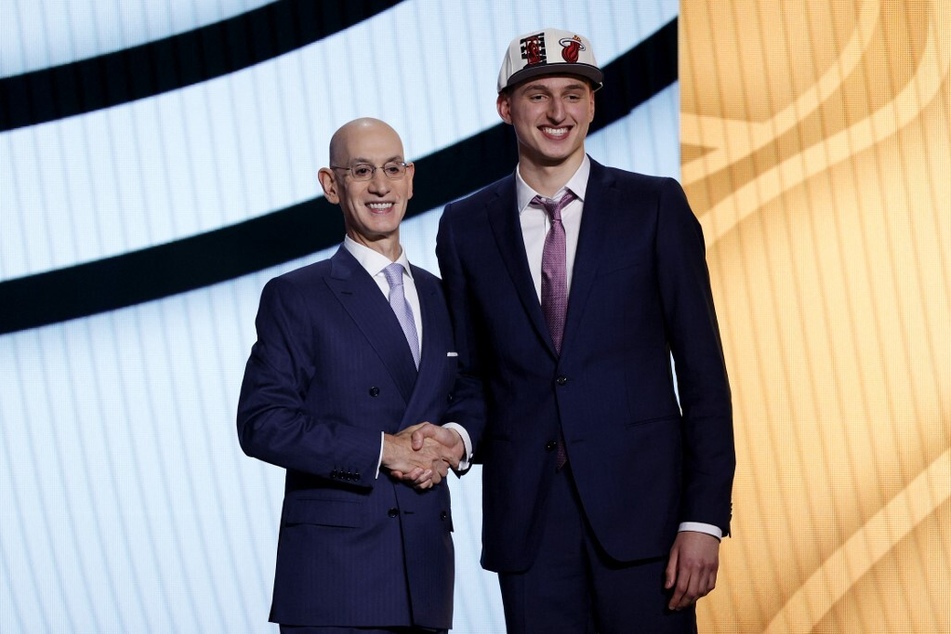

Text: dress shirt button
xmin=545 ymin=440 xmax=558 ymax=452
xmin=369 ymin=386 xmax=380 ymax=397
xmin=555 ymin=376 xmax=568 ymax=386
xmin=387 ymin=508 xmax=399 ymax=518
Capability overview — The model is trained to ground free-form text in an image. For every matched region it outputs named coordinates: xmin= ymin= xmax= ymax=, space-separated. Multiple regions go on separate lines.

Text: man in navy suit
xmin=238 ymin=118 xmax=465 ymax=633
xmin=435 ymin=29 xmax=735 ymax=633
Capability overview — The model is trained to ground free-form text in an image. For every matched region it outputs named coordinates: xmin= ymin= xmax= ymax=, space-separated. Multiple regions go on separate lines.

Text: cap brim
xmin=501 ymin=63 xmax=603 ymax=92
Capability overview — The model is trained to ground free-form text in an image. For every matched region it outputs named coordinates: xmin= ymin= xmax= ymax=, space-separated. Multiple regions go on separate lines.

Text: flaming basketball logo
xmin=560 ymin=35 xmax=585 ymax=63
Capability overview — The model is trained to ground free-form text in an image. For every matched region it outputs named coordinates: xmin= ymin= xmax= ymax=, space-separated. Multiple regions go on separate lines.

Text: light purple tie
xmin=383 ymin=263 xmax=420 ymax=368
xmin=535 ymin=190 xmax=576 ymax=354
xmin=534 ymin=190 xmax=576 ymax=469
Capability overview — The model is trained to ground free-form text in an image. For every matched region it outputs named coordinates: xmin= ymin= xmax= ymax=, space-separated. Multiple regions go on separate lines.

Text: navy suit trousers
xmin=498 ymin=465 xmax=698 ymax=634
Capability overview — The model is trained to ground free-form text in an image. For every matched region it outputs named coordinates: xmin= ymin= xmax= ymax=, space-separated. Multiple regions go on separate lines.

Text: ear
xmin=317 ymin=168 xmax=340 ymax=203
xmin=497 ymin=92 xmax=512 ymax=124
xmin=587 ymin=89 xmax=596 ymax=122
xmin=404 ymin=162 xmax=415 ymax=200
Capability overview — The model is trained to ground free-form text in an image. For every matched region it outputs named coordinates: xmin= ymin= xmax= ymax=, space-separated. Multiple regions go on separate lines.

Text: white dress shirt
xmin=516 ymin=157 xmax=590 ymax=300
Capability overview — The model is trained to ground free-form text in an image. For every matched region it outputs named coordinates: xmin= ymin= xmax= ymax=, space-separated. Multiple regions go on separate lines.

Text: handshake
xmin=381 ymin=423 xmax=465 ymax=489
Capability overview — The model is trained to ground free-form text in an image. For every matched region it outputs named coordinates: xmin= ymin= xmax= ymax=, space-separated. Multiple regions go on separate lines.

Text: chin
xmin=537 ymin=150 xmax=575 ymax=165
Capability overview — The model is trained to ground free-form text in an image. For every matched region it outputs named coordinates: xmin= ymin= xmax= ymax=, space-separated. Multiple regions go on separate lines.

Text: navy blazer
xmin=437 ymin=159 xmax=735 ymax=573
xmin=237 ymin=246 xmax=457 ymax=629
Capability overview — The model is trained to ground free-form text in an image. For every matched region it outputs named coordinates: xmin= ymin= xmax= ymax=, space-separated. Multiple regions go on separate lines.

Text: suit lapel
xmin=486 ymin=177 xmax=556 ymax=354
xmin=325 ymin=247 xmax=418 ymax=403
xmin=562 ymin=160 xmax=615 ymax=355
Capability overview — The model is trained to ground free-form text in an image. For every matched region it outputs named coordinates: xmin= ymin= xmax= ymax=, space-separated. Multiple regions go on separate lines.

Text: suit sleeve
xmin=656 ymin=178 xmax=736 ymax=535
xmin=436 ymin=204 xmax=487 ymax=457
xmin=236 ymin=276 xmax=382 ymax=485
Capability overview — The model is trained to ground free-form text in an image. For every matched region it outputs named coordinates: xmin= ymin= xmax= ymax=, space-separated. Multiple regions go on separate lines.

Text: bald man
xmin=238 ymin=118 xmax=465 ymax=633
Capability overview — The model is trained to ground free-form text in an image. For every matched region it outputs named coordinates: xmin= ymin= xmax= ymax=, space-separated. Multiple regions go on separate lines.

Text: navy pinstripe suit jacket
xmin=237 ymin=246 xmax=457 ymax=629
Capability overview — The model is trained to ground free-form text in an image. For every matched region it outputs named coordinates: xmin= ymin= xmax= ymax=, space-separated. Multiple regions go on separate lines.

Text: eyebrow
xmin=521 ymin=81 xmax=588 ymax=93
xmin=348 ymin=155 xmax=404 ymax=164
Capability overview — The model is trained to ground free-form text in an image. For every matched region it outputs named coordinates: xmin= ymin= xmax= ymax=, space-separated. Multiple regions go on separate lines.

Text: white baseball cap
xmin=497 ymin=28 xmax=603 ymax=93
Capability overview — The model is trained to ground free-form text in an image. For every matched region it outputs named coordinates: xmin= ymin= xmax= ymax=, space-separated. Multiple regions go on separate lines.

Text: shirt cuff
xmin=678 ymin=522 xmax=722 ymax=540
xmin=442 ymin=422 xmax=472 ymax=471
xmin=375 ymin=431 xmax=384 ymax=479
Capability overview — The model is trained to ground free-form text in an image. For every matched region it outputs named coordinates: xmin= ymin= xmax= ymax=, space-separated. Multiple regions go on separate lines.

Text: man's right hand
xmin=382 ymin=422 xmax=461 ymax=489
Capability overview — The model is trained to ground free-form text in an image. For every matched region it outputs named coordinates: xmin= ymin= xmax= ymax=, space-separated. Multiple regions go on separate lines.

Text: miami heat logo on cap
xmin=500 ymin=28 xmax=603 ymax=93
xmin=559 ymin=35 xmax=585 ymax=63
xmin=520 ymin=32 xmax=547 ymax=67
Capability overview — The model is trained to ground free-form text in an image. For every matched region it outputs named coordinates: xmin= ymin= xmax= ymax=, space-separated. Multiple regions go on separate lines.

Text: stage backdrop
xmin=681 ymin=1 xmax=949 ymax=632
xmin=0 ymin=1 xmax=680 ymax=632
xmin=1 ymin=1 xmax=947 ymax=633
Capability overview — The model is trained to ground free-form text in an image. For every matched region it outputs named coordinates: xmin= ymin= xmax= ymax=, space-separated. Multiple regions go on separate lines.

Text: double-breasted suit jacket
xmin=436 ymin=158 xmax=735 ymax=573
xmin=237 ymin=246 xmax=457 ymax=629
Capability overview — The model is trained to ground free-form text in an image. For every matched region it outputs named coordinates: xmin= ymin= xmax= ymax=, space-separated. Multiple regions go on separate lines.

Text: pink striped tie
xmin=535 ymin=191 xmax=576 ymax=354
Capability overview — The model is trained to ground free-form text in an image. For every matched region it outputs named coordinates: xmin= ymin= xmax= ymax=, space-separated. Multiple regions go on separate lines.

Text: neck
xmin=517 ymin=152 xmax=584 ymax=198
xmin=348 ymin=232 xmax=403 ymax=262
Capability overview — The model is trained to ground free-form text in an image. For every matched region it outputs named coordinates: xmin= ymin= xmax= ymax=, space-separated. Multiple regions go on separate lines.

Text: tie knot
xmin=383 ymin=263 xmax=405 ymax=288
xmin=532 ymin=190 xmax=576 ymax=222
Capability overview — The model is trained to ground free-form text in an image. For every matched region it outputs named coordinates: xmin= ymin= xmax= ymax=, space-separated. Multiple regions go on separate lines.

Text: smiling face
xmin=497 ymin=75 xmax=595 ymax=173
xmin=318 ymin=118 xmax=414 ymax=259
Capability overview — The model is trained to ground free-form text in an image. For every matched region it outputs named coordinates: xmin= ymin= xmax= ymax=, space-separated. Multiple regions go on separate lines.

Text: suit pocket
xmin=282 ymin=498 xmax=364 ymax=528
xmin=624 ymin=413 xmax=679 ymax=429
xmin=443 ymin=353 xmax=459 ymax=401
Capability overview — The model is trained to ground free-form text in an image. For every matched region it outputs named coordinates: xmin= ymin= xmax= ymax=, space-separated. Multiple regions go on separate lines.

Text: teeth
xmin=543 ymin=127 xmax=568 ymax=136
xmin=368 ymin=203 xmax=392 ymax=210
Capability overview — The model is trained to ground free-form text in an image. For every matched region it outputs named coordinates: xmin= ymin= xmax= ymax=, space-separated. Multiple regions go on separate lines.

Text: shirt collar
xmin=516 ymin=154 xmax=591 ymax=214
xmin=343 ymin=235 xmax=414 ymax=279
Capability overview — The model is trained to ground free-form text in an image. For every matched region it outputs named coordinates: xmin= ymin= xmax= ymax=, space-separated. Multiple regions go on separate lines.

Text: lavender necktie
xmin=534 ymin=190 xmax=576 ymax=468
xmin=383 ymin=263 xmax=420 ymax=368
xmin=535 ymin=190 xmax=577 ymax=354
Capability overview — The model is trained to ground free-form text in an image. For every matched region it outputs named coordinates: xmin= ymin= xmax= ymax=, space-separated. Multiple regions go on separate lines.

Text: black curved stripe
xmin=0 ymin=0 xmax=402 ymax=132
xmin=0 ymin=18 xmax=676 ymax=335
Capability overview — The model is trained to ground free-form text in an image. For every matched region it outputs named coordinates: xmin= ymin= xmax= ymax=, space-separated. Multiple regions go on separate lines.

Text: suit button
xmin=369 ymin=387 xmax=380 ymax=397
xmin=545 ymin=440 xmax=558 ymax=452
xmin=387 ymin=508 xmax=399 ymax=518
xmin=555 ymin=376 xmax=567 ymax=386
xmin=440 ymin=511 xmax=448 ymax=520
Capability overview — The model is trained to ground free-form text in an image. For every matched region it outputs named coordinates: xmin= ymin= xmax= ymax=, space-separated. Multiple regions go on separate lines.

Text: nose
xmin=547 ymin=98 xmax=566 ymax=121
xmin=367 ymin=167 xmax=391 ymax=194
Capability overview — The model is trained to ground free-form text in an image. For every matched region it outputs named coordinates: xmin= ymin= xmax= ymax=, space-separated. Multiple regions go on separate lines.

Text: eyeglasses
xmin=330 ymin=162 xmax=410 ymax=181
